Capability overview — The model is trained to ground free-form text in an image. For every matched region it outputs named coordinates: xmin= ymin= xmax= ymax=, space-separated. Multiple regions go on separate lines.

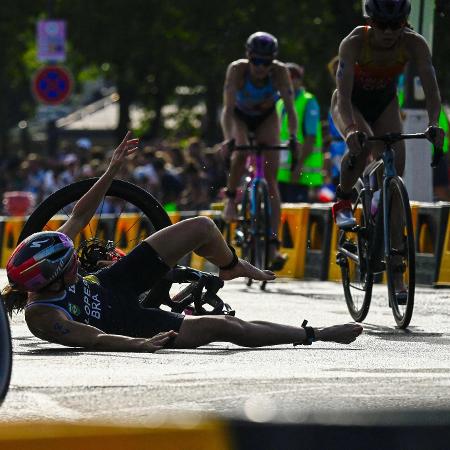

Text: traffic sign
xmin=32 ymin=65 xmax=73 ymax=105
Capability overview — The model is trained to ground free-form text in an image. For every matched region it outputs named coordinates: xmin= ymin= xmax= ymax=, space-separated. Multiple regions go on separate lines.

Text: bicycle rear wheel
xmin=0 ymin=301 xmax=12 ymax=404
xmin=385 ymin=176 xmax=415 ymax=329
xmin=19 ymin=178 xmax=172 ymax=258
xmin=338 ymin=192 xmax=373 ymax=322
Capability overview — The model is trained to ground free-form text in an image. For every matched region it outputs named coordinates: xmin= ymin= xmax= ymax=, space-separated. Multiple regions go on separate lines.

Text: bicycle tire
xmin=18 ymin=178 xmax=172 ymax=243
xmin=339 ymin=190 xmax=373 ymax=322
xmin=0 ymin=301 xmax=12 ymax=405
xmin=252 ymin=179 xmax=271 ymax=272
xmin=385 ymin=176 xmax=415 ymax=329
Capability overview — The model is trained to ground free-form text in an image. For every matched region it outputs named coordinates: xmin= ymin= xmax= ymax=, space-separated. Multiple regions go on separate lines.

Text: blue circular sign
xmin=32 ymin=65 xmax=72 ymax=105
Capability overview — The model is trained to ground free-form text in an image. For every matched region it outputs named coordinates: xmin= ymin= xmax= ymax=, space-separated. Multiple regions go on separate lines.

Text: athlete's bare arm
xmin=57 ymin=132 xmax=138 ymax=241
xmin=25 ymin=307 xmax=176 ymax=352
xmin=275 ymin=62 xmax=298 ymax=137
xmin=407 ymin=32 xmax=442 ymax=127
xmin=220 ymin=62 xmax=241 ymax=141
xmin=336 ymin=29 xmax=362 ymax=132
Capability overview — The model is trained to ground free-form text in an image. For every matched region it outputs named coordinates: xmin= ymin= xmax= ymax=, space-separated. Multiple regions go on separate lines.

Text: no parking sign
xmin=32 ymin=65 xmax=73 ymax=105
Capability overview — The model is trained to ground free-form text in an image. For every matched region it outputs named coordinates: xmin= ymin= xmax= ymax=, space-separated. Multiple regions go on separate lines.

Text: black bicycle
xmin=18 ymin=178 xmax=234 ymax=316
xmin=0 ymin=300 xmax=12 ymax=405
xmin=336 ymin=132 xmax=441 ymax=329
xmin=229 ymin=136 xmax=292 ymax=290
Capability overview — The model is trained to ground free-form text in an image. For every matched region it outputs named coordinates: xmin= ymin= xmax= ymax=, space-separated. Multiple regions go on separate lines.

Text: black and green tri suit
xmin=26 ymin=242 xmax=185 ymax=338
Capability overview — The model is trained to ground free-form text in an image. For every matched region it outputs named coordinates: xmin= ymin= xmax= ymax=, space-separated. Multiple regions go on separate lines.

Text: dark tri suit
xmin=351 ymin=26 xmax=407 ymax=124
xmin=25 ymin=242 xmax=185 ymax=338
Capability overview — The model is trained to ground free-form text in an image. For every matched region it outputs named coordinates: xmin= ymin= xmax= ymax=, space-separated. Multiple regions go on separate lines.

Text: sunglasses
xmin=371 ymin=19 xmax=406 ymax=30
xmin=250 ymin=57 xmax=273 ymax=67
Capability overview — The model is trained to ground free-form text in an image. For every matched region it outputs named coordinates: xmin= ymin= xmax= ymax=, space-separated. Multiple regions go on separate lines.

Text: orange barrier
xmin=276 ymin=204 xmax=310 ymax=278
xmin=0 ymin=421 xmax=231 ymax=450
xmin=436 ymin=209 xmax=450 ymax=286
xmin=0 ymin=217 xmax=26 ymax=267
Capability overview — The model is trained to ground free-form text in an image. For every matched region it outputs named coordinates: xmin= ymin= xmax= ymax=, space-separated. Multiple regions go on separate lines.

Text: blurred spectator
xmin=153 ymin=156 xmax=184 ymax=210
xmin=179 ymin=161 xmax=210 ymax=211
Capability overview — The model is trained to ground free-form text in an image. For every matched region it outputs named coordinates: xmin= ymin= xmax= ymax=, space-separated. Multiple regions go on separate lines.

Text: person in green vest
xmin=398 ymin=74 xmax=449 ymax=200
xmin=277 ymin=63 xmax=323 ymax=202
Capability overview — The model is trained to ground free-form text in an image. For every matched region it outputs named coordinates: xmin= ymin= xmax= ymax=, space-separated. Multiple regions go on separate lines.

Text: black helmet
xmin=365 ymin=0 xmax=411 ymax=21
xmin=246 ymin=32 xmax=278 ymax=57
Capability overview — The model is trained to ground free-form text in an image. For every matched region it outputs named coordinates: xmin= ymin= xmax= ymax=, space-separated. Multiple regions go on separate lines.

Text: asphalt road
xmin=2 ymin=269 xmax=450 ymax=425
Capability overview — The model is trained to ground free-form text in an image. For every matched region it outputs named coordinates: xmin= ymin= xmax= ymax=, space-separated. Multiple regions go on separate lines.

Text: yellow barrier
xmin=276 ymin=204 xmax=310 ymax=278
xmin=0 ymin=217 xmax=26 ymax=267
xmin=113 ymin=214 xmax=144 ymax=254
xmin=328 ymin=207 xmax=362 ymax=282
xmin=0 ymin=421 xmax=231 ymax=450
xmin=436 ymin=210 xmax=450 ymax=286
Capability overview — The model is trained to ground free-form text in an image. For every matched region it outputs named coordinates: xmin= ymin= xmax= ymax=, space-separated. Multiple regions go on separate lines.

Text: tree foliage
xmin=1 ymin=0 xmax=449 ymax=150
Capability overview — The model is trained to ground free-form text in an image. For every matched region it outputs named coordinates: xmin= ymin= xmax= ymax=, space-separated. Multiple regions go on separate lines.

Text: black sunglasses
xmin=250 ymin=57 xmax=273 ymax=67
xmin=372 ymin=19 xmax=406 ymax=30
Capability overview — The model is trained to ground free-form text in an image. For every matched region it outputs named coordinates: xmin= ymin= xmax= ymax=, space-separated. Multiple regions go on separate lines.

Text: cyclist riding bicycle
xmin=1 ymin=132 xmax=362 ymax=351
xmin=330 ymin=0 xmax=445 ymax=299
xmin=220 ymin=31 xmax=300 ymax=270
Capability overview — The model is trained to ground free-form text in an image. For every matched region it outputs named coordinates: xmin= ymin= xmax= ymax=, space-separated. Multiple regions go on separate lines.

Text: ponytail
xmin=1 ymin=284 xmax=28 ymax=317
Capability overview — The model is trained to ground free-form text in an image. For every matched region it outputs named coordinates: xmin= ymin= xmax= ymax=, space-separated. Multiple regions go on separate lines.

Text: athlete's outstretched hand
xmin=108 ymin=131 xmax=139 ymax=175
xmin=138 ymin=330 xmax=178 ymax=352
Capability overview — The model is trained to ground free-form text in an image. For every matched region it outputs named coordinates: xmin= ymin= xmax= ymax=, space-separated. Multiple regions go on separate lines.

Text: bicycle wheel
xmin=251 ymin=179 xmax=271 ymax=271
xmin=338 ymin=192 xmax=373 ymax=322
xmin=0 ymin=301 xmax=12 ymax=404
xmin=238 ymin=180 xmax=270 ymax=287
xmin=19 ymin=178 xmax=172 ymax=254
xmin=385 ymin=176 xmax=415 ymax=329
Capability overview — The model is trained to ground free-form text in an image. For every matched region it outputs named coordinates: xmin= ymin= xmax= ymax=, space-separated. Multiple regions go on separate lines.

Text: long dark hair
xmin=1 ymin=284 xmax=28 ymax=317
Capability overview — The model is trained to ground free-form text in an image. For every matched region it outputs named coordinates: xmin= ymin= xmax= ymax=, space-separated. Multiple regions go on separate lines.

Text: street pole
xmin=403 ymin=0 xmax=435 ymax=202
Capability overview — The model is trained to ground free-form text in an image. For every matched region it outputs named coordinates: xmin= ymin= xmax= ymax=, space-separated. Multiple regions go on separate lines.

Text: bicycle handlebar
xmin=348 ymin=132 xmax=443 ymax=169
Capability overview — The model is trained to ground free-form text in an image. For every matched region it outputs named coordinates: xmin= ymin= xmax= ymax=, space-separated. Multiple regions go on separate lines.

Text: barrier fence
xmin=3 ymin=412 xmax=450 ymax=450
xmin=1 ymin=201 xmax=449 ymax=286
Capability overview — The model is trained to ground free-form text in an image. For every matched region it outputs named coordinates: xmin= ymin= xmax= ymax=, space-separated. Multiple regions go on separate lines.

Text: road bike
xmin=336 ymin=132 xmax=440 ymax=328
xmin=228 ymin=135 xmax=292 ymax=290
xmin=18 ymin=178 xmax=234 ymax=316
xmin=0 ymin=299 xmax=12 ymax=405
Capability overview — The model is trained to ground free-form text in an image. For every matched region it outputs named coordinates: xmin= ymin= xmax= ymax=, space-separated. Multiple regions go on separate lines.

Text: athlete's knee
xmin=192 ymin=216 xmax=217 ymax=238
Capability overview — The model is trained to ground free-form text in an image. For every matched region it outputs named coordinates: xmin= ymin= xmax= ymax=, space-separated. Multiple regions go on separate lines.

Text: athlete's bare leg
xmin=331 ymin=90 xmax=383 ymax=192
xmin=173 ymin=315 xmax=363 ymax=348
xmin=223 ymin=116 xmax=248 ymax=222
xmin=145 ymin=216 xmax=275 ymax=281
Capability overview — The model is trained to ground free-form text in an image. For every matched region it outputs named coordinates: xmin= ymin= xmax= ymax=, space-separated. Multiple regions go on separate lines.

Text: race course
xmin=2 ymin=270 xmax=450 ymax=424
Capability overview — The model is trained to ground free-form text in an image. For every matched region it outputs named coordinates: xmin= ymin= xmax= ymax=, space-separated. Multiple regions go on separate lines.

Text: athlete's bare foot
xmin=223 ymin=198 xmax=238 ymax=222
xmin=219 ymin=258 xmax=276 ymax=281
xmin=315 ymin=323 xmax=363 ymax=344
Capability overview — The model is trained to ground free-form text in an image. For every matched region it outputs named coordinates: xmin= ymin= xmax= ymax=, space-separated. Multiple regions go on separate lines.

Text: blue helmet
xmin=246 ymin=32 xmax=278 ymax=57
xmin=365 ymin=0 xmax=411 ymax=21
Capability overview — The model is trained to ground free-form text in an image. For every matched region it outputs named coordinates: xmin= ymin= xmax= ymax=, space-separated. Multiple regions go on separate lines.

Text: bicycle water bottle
xmin=371 ymin=190 xmax=381 ymax=217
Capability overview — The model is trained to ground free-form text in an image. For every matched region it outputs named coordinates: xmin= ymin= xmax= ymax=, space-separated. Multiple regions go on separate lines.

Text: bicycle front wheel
xmin=0 ymin=301 xmax=12 ymax=404
xmin=385 ymin=176 xmax=415 ymax=329
xmin=338 ymin=192 xmax=373 ymax=322
xmin=239 ymin=180 xmax=270 ymax=286
xmin=19 ymin=178 xmax=172 ymax=258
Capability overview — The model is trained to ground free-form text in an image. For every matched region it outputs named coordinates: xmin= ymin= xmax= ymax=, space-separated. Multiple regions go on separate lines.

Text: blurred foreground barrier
xmin=3 ymin=412 xmax=450 ymax=450
xmin=304 ymin=204 xmax=333 ymax=280
xmin=230 ymin=411 xmax=450 ymax=450
xmin=415 ymin=203 xmax=450 ymax=285
xmin=436 ymin=207 xmax=450 ymax=286
xmin=0 ymin=421 xmax=231 ymax=450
